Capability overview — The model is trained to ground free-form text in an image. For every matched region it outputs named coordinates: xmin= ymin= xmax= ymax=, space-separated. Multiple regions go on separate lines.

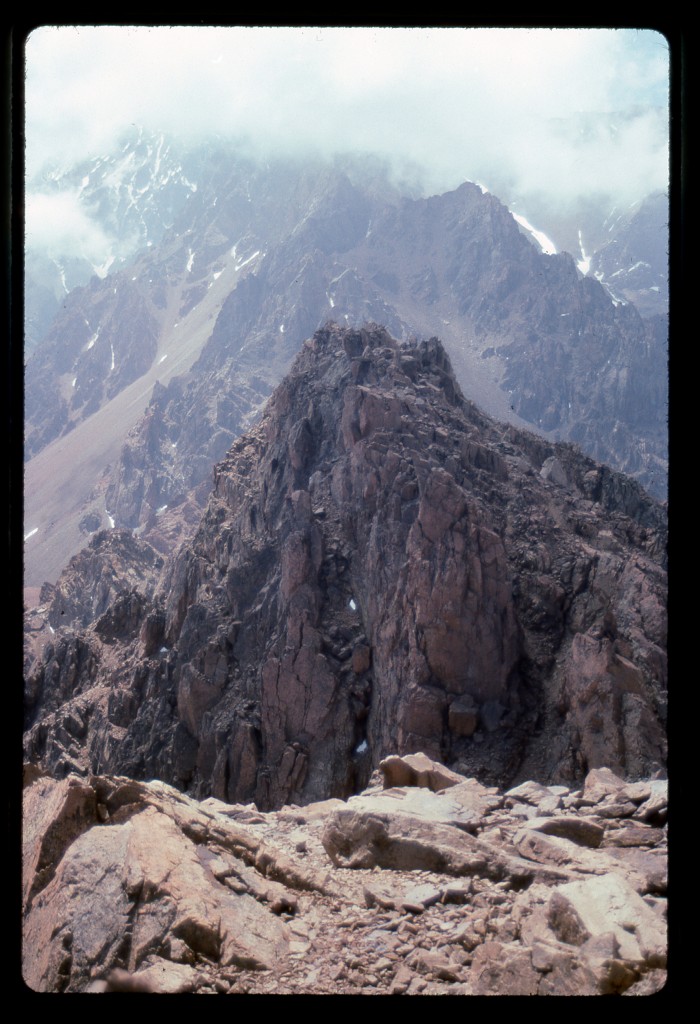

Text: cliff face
xmin=24 ymin=325 xmax=667 ymax=810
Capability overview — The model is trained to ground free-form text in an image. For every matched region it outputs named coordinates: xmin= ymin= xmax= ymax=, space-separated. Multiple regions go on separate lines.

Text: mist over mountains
xmin=24 ymin=130 xmax=668 ymax=591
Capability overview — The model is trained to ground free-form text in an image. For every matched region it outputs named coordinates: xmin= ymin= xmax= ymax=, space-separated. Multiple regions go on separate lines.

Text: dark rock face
xmin=24 ymin=325 xmax=667 ymax=810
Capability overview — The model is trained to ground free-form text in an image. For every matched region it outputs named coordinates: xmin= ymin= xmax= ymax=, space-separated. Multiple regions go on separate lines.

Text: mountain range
xmin=22 ymin=134 xmax=670 ymax=994
xmin=24 ymin=323 xmax=667 ymax=808
xmin=24 ymin=131 xmax=668 ymax=591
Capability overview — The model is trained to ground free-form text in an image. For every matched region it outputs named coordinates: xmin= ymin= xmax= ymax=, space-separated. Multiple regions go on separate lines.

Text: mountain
xmin=588 ymin=191 xmax=669 ymax=318
xmin=24 ymin=137 xmax=668 ymax=589
xmin=24 ymin=127 xmax=203 ymax=352
xmin=503 ymin=190 xmax=669 ymax=321
xmin=24 ymin=325 xmax=667 ymax=812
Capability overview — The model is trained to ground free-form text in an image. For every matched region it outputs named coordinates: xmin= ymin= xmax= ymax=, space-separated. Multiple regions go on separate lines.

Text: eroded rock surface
xmin=24 ymin=325 xmax=667 ymax=808
xmin=22 ymin=755 xmax=667 ymax=995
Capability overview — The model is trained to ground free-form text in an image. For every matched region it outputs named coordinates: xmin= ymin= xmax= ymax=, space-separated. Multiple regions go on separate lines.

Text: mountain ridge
xmin=24 ymin=154 xmax=667 ymax=589
xmin=24 ymin=324 xmax=667 ymax=811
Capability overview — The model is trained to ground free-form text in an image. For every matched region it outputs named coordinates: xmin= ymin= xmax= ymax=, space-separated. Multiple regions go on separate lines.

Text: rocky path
xmin=22 ymin=753 xmax=667 ymax=996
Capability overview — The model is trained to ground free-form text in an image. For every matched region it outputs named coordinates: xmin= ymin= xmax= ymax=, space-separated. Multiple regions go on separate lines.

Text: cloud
xmin=25 ymin=26 xmax=670 ymax=208
xmin=25 ymin=191 xmax=116 ymax=264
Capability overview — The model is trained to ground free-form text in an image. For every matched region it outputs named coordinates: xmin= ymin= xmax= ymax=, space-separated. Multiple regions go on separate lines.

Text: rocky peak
xmin=25 ymin=325 xmax=667 ymax=813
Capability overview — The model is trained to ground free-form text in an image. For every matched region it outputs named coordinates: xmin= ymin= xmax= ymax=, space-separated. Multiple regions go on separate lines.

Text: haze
xmin=25 ymin=26 xmax=669 ymax=256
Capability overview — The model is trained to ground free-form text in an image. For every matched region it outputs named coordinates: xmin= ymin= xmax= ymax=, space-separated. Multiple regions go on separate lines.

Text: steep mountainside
xmin=25 ymin=326 xmax=667 ymax=811
xmin=589 ymin=192 xmax=669 ymax=318
xmin=24 ymin=145 xmax=667 ymax=588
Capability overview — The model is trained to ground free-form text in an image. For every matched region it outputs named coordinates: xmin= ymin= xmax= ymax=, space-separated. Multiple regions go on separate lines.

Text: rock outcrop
xmin=22 ymin=754 xmax=667 ymax=995
xmin=24 ymin=325 xmax=667 ymax=810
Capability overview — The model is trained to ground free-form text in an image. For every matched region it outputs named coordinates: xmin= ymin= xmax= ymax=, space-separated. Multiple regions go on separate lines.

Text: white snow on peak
xmin=49 ymin=625 xmax=55 ymax=634
xmin=279 ymin=324 xmax=285 ymax=334
xmin=475 ymin=181 xmax=490 ymax=194
xmin=576 ymin=229 xmax=591 ymax=275
xmin=153 ymin=133 xmax=165 ymax=177
xmin=87 ymin=332 xmax=98 ymax=350
xmin=71 ymin=377 xmax=77 ymax=387
xmin=106 ymin=512 xmax=115 ymax=528
xmin=158 ymin=354 xmax=168 ymax=364
xmin=212 ymin=270 xmax=222 ymax=281
xmin=186 ymin=249 xmax=194 ymax=273
xmin=24 ymin=527 xmax=38 ymax=541
xmin=348 ymin=598 xmax=357 ymax=611
xmin=355 ymin=740 xmax=368 ymax=754
xmin=156 ymin=504 xmax=168 ymax=514
xmin=92 ymin=256 xmax=114 ymax=279
xmin=511 ymin=213 xmax=557 ymax=255
xmin=110 ymin=342 xmax=115 ymax=371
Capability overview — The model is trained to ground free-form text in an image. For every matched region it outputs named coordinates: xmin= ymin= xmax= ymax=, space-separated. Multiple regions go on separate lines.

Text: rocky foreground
xmin=22 ymin=753 xmax=667 ymax=996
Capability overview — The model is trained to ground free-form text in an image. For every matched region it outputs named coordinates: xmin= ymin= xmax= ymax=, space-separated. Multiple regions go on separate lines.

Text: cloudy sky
xmin=25 ymin=26 xmax=669 ymax=218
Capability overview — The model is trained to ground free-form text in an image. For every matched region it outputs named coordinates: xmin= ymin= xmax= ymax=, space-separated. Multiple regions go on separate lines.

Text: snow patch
xmin=71 ymin=377 xmax=77 ymax=386
xmin=24 ymin=527 xmax=38 ymax=541
xmin=156 ymin=505 xmax=168 ymax=514
xmin=107 ymin=513 xmax=115 ymax=528
xmin=279 ymin=324 xmax=285 ymax=334
xmin=110 ymin=342 xmax=115 ymax=371
xmin=576 ymin=229 xmax=591 ymax=275
xmin=348 ymin=598 xmax=357 ymax=611
xmin=158 ymin=354 xmax=168 ymax=364
xmin=511 ymin=213 xmax=557 ymax=255
xmin=235 ymin=250 xmax=261 ymax=271
xmin=186 ymin=249 xmax=194 ymax=273
xmin=355 ymin=740 xmax=368 ymax=754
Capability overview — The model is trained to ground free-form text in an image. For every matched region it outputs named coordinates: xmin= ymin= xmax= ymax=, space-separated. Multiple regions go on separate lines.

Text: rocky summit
xmin=22 ymin=753 xmax=667 ymax=995
xmin=24 ymin=325 xmax=667 ymax=820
